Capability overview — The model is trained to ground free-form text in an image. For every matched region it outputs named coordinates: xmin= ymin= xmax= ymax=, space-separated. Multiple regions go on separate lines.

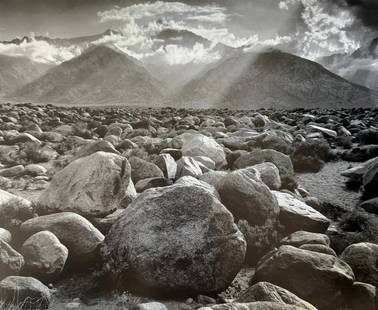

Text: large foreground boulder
xmin=0 ymin=276 xmax=51 ymax=309
xmin=37 ymin=151 xmax=131 ymax=217
xmin=341 ymin=242 xmax=378 ymax=287
xmin=253 ymin=245 xmax=355 ymax=310
xmin=102 ymin=183 xmax=246 ymax=295
xmin=20 ymin=212 xmax=104 ymax=264
xmin=237 ymin=282 xmax=317 ymax=310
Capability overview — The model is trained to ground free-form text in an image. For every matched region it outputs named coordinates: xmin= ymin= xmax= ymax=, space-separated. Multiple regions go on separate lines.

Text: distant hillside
xmin=0 ymin=55 xmax=52 ymax=97
xmin=10 ymin=45 xmax=166 ymax=106
xmin=173 ymin=50 xmax=377 ymax=109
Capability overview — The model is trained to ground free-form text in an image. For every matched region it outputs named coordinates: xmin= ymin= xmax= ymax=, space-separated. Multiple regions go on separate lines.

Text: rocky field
xmin=0 ymin=103 xmax=377 ymax=310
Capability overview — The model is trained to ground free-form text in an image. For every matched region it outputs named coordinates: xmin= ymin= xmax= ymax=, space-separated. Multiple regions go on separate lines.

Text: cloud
xmin=96 ymin=1 xmax=256 ymax=64
xmin=278 ymin=0 xmax=364 ymax=59
xmin=0 ymin=35 xmax=81 ymax=63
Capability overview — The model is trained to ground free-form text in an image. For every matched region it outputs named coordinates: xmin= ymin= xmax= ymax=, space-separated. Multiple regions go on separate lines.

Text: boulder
xmin=218 ymin=169 xmax=279 ymax=226
xmin=71 ymin=140 xmax=119 ymax=161
xmin=175 ymin=176 xmax=219 ymax=198
xmin=153 ymin=154 xmax=177 ymax=179
xmin=135 ymin=177 xmax=172 ymax=193
xmin=102 ymin=183 xmax=246 ymax=295
xmin=359 ymin=198 xmax=378 ymax=214
xmin=20 ymin=231 xmax=68 ymax=280
xmin=20 ymin=212 xmax=104 ymax=264
xmin=199 ymin=171 xmax=229 ymax=190
xmin=176 ymin=156 xmax=203 ymax=179
xmin=362 ymin=162 xmax=378 ymax=197
xmin=233 ymin=149 xmax=295 ymax=189
xmin=272 ymin=191 xmax=330 ymax=234
xmin=0 ymin=190 xmax=33 ymax=229
xmin=0 ymin=240 xmax=24 ymax=280
xmin=299 ymin=244 xmax=336 ymax=257
xmin=0 ymin=228 xmax=11 ymax=243
xmin=348 ymin=282 xmax=376 ymax=310
xmin=0 ymin=276 xmax=51 ymax=309
xmin=252 ymin=163 xmax=281 ymax=190
xmin=37 ymin=151 xmax=131 ymax=217
xmin=24 ymin=164 xmax=47 ymax=176
xmin=307 ymin=125 xmax=337 ymax=138
xmin=198 ymin=302 xmax=309 ymax=310
xmin=137 ymin=302 xmax=168 ymax=310
xmin=178 ymin=133 xmax=226 ymax=167
xmin=253 ymin=245 xmax=355 ymax=310
xmin=0 ymin=165 xmax=25 ymax=177
xmin=237 ymin=282 xmax=317 ymax=310
xmin=280 ymin=231 xmax=330 ymax=248
xmin=341 ymin=243 xmax=378 ymax=287
xmin=129 ymin=156 xmax=164 ymax=184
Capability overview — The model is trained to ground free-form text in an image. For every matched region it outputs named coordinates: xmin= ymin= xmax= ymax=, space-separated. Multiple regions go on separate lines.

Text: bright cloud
xmin=0 ymin=36 xmax=81 ymax=64
xmin=278 ymin=0 xmax=362 ymax=59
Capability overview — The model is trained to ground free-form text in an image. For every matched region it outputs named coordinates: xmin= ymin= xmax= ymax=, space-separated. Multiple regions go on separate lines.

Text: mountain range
xmin=1 ymin=29 xmax=377 ymax=109
xmin=10 ymin=45 xmax=166 ymax=106
xmin=0 ymin=55 xmax=52 ymax=98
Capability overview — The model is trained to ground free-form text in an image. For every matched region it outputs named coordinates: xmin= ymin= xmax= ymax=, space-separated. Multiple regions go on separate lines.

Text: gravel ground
xmin=297 ymin=160 xmax=362 ymax=212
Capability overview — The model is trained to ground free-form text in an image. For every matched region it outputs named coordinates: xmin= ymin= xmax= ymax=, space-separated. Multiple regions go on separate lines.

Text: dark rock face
xmin=101 ymin=183 xmax=246 ymax=295
xmin=341 ymin=242 xmax=378 ymax=287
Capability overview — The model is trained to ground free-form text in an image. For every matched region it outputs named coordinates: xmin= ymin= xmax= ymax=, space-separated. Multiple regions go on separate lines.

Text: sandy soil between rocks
xmin=297 ymin=160 xmax=362 ymax=212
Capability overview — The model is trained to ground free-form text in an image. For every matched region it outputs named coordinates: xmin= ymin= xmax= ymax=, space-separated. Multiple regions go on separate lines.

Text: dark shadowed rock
xmin=129 ymin=156 xmax=164 ymax=184
xmin=347 ymin=282 xmax=376 ymax=310
xmin=153 ymin=154 xmax=177 ymax=179
xmin=359 ymin=197 xmax=378 ymax=214
xmin=341 ymin=243 xmax=378 ymax=287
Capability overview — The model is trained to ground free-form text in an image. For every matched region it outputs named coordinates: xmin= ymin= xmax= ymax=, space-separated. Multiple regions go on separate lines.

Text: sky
xmin=0 ymin=0 xmax=377 ymax=67
xmin=0 ymin=0 xmax=300 ymax=40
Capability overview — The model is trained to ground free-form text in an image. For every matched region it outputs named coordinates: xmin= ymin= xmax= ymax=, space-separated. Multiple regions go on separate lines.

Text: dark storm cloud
xmin=344 ymin=0 xmax=378 ymax=28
